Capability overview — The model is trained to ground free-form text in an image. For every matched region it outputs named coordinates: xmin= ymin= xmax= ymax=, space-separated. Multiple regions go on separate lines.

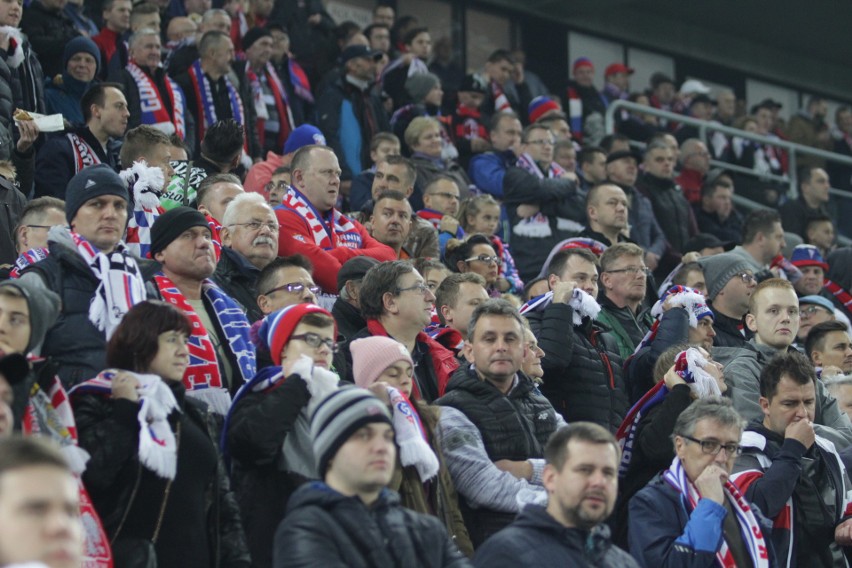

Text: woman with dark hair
xmin=444 ymin=234 xmax=503 ymax=297
xmin=70 ymin=300 xmax=250 ymax=568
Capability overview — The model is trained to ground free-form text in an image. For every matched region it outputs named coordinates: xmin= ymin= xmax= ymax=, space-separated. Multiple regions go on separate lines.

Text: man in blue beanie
xmin=44 ymin=36 xmax=101 ymax=127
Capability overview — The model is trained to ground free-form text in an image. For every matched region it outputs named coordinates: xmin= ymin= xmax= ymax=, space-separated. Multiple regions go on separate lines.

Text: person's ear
xmin=759 ymin=396 xmax=771 ymax=417
xmin=219 ymin=226 xmax=232 ymax=247
xmin=440 ymin=304 xmax=451 ymax=325
xmin=257 ymin=293 xmax=270 ymax=314
xmin=382 ymin=290 xmax=399 ymax=315
xmin=745 ymin=312 xmax=758 ymax=333
xmin=547 ymin=274 xmax=559 ymax=291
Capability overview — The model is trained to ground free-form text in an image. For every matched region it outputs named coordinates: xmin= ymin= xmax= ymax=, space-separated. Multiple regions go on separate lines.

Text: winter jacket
xmin=709 ymin=310 xmax=749 ymax=349
xmin=20 ymin=1 xmax=80 ymax=78
xmin=733 ymin=422 xmax=852 ymax=568
xmin=629 ymin=474 xmax=774 ymax=568
xmin=330 ymin=298 xmax=365 ymax=343
xmin=635 ymin=172 xmax=697 ymax=254
xmin=34 ymin=126 xmax=122 ymax=199
xmin=225 ymin=368 xmax=316 ymax=568
xmin=212 ymin=247 xmax=263 ymax=323
xmin=72 ymin=380 xmax=250 ymax=568
xmin=779 ymin=195 xmax=833 ymax=241
xmin=0 ymin=175 xmax=27 ymax=265
xmin=43 ymin=73 xmax=91 ymax=127
xmin=625 ymin=308 xmax=690 ymax=404
xmin=617 ymin=184 xmax=667 ymax=258
xmin=410 ymin=153 xmax=471 ymax=212
xmin=468 ymin=149 xmax=516 ymax=199
xmin=474 ymin=504 xmax=639 ymax=568
xmin=316 ymin=76 xmax=390 ymax=181
xmin=691 ymin=204 xmax=744 ymax=245
xmin=273 ymin=482 xmax=471 ymax=568
xmin=2 ymin=28 xmax=46 ymax=115
xmin=525 ymin=301 xmax=628 ymax=432
xmin=0 ymin=35 xmax=16 ymax=162
xmin=713 ymin=341 xmax=852 ymax=448
xmin=596 ymin=295 xmax=654 ymax=363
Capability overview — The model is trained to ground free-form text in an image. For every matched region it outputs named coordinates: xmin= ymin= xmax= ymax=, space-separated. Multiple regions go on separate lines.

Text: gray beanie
xmin=0 ymin=279 xmax=60 ymax=356
xmin=405 ymin=72 xmax=440 ymax=103
xmin=310 ymin=386 xmax=393 ymax=477
xmin=698 ymin=252 xmax=754 ymax=301
xmin=64 ymin=164 xmax=129 ymax=224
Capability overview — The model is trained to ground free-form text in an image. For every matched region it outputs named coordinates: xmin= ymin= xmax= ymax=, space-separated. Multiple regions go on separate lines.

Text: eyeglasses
xmin=290 ymin=332 xmax=338 ymax=353
xmin=738 ymin=273 xmax=757 ymax=284
xmin=800 ymin=305 xmax=831 ymax=317
xmin=262 ymin=282 xmax=321 ymax=296
xmin=465 ymin=254 xmax=502 ymax=266
xmin=396 ymin=282 xmax=431 ymax=296
xmin=681 ymin=435 xmax=742 ymax=457
xmin=24 ymin=224 xmax=57 ymax=230
xmin=229 ymin=221 xmax=280 ymax=232
xmin=526 ymin=139 xmax=555 ymax=146
xmin=264 ymin=180 xmax=289 ymax=192
xmin=430 ymin=192 xmax=460 ymax=201
xmin=606 ymin=266 xmax=650 ymax=276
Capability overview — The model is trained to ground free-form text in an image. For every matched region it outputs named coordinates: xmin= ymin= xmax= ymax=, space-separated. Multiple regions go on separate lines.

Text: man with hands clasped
xmin=733 ymin=350 xmax=852 ymax=568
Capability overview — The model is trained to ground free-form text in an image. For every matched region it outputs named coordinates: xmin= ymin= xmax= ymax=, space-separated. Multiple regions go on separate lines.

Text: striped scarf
xmin=187 ymin=59 xmax=247 ymax=149
xmin=246 ymin=61 xmax=294 ymax=151
xmin=664 ymin=457 xmax=770 ymax=568
xmin=9 ymin=247 xmax=49 ymax=278
xmin=69 ymin=230 xmax=146 ymax=340
xmin=630 ymin=286 xmax=713 ymax=357
xmin=519 ymin=288 xmax=601 ymax=325
xmin=120 ymin=161 xmax=165 ymax=259
xmin=280 ymin=187 xmax=362 ymax=250
xmin=825 ymin=278 xmax=852 ymax=313
xmin=126 ymin=60 xmax=186 ymax=138
xmin=67 ymin=132 xmax=102 ymax=174
xmin=490 ymin=79 xmax=512 ymax=114
xmin=155 ymin=274 xmax=255 ymax=415
xmin=513 ymin=153 xmax=575 ymax=237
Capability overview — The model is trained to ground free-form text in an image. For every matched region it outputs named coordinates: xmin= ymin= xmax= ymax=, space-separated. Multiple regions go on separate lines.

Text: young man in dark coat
xmin=273 ymin=387 xmax=471 ymax=567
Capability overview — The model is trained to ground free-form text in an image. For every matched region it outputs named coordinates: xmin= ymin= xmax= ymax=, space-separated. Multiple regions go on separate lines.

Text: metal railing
xmin=605 ymin=100 xmax=852 ymax=244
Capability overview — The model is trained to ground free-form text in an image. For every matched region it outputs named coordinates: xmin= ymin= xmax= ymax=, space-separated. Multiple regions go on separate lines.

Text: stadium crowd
xmin=2 ymin=0 xmax=852 ymax=566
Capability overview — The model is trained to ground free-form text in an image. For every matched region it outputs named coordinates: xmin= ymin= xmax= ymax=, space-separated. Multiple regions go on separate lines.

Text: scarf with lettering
xmin=121 ymin=160 xmax=165 ymax=259
xmin=9 ymin=247 xmax=49 ymax=278
xmin=386 ymin=385 xmax=439 ymax=481
xmin=70 ymin=371 xmax=179 ymax=480
xmin=246 ymin=61 xmax=293 ymax=151
xmin=512 ymin=152 xmax=569 ymax=237
xmin=187 ymin=59 xmax=246 ymax=149
xmin=67 ymin=132 xmax=102 ymax=174
xmin=68 ymin=229 xmax=146 ymax=340
xmin=26 ymin=367 xmax=112 ymax=567
xmin=664 ymin=456 xmax=770 ymax=568
xmin=280 ymin=186 xmax=362 ymax=250
xmin=126 ymin=60 xmax=186 ymax=138
xmin=155 ymin=274 xmax=256 ymax=415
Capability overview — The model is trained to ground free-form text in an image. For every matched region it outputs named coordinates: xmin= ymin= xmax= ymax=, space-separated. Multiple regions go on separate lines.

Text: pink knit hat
xmin=350 ymin=336 xmax=414 ymax=388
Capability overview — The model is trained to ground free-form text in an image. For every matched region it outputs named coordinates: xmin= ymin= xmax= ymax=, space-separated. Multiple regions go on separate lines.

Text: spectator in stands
xmin=564 ymin=57 xmax=605 ymax=145
xmin=390 ymin=72 xmax=446 ymax=152
xmin=806 ymin=214 xmax=836 ymax=259
xmin=430 ymin=272 xmax=488 ymax=355
xmin=0 ymin=437 xmax=84 ymax=568
xmin=213 ymin=193 xmax=279 ymax=322
xmin=448 ymin=73 xmax=490 ymax=169
xmin=11 ymin=197 xmax=66 ymax=270
xmin=129 ymin=2 xmax=161 ymax=33
xmin=195 ymin=172 xmax=244 ymax=252
xmin=267 ymin=24 xmax=311 ymax=122
xmin=577 ymin=146 xmax=607 ymax=191
xmin=255 ymin=255 xmax=319 ymax=321
xmin=806 ymin=320 xmax=852 ymax=376
xmin=273 ymin=386 xmax=468 ymax=567
xmin=92 ymin=0 xmax=131 ymax=80
xmin=417 ymin=175 xmax=464 ymax=256
xmin=19 ymin=165 xmax=152 ymax=387
xmin=338 ymin=260 xmax=457 ymax=402
xmin=468 ymin=112 xmax=522 ymax=200
xmin=715 ymin=89 xmax=736 ymax=126
xmin=349 ymin=132 xmax=401 ymax=211
xmin=732 ymin=101 xmax=787 ymax=205
xmin=647 ymin=72 xmax=676 ymax=126
xmin=0 ymin=3 xmax=42 ymax=120
xmin=780 ymin=166 xmax=833 ymax=240
xmin=479 ymin=49 xmax=523 ymax=123
xmin=364 ymin=22 xmax=391 ymax=56
xmin=150 ymin=207 xmax=256 ymax=400
xmin=789 ymin=243 xmax=828 ymax=298
xmin=71 ymin=300 xmax=250 ymax=567
xmin=797 ymin=295 xmax=837 ymax=346
xmin=316 ymin=45 xmax=388 ymax=188
xmin=63 ymin=0 xmax=97 ymax=36
xmin=474 ymin=423 xmax=637 ymax=567
xmin=713 ymin=278 xmax=852 ymax=445
xmin=418 ymin=257 xmax=451 ymax=293
xmin=444 ymin=235 xmax=503 ymax=297
xmin=692 ymin=169 xmax=744 ymax=244
xmin=629 ymin=397 xmax=772 ymax=568
xmin=435 ymin=298 xmax=563 ymax=546
xmin=504 ymin=123 xmax=585 ymax=281
xmin=523 ymin=246 xmax=628 ymax=431
xmin=601 ymin=62 xmax=632 ymax=105
xmin=226 ymin=302 xmax=338 ymax=567
xmin=786 ymin=96 xmax=831 ymax=168
xmin=265 ymin=166 xmax=289 ymax=208
xmin=553 ymin=140 xmax=576 ymax=174
xmin=577 ymin=183 xmax=631 ymax=247
xmin=733 ymin=351 xmax=852 ymax=567
xmin=529 ymin=98 xmax=570 ymax=137
xmin=382 ymin=26 xmax=432 ymax=110
xmin=0 ymin=163 xmax=24 ymax=267
xmin=826 ymin=376 xmax=852 ymax=420
xmin=166 ymin=8 xmax=229 ymax=77
xmin=332 ymin=256 xmax=378 ymax=342
xmin=175 ymin=30 xmax=259 ymax=160
xmin=35 ymin=83 xmax=128 ymax=199
xmin=595 ymin=243 xmax=654 ymax=362
xmin=117 ymin=28 xmax=193 ymax=150
xmin=605 ymin=149 xmax=667 ymax=271
xmin=406 ymin=116 xmax=471 ymax=211
xmin=244 ymin=123 xmax=326 ymax=197
xmin=368 ymin=190 xmax=413 ymax=259
xmin=372 ymin=3 xmax=395 ymax=26
xmin=730 ymin=209 xmax=786 ymax=277
xmin=459 ymin=194 xmax=523 ymax=295
xmin=165 ymin=17 xmax=197 ymax=56
xmin=276 ymin=145 xmax=395 ymax=294
xmin=670 ymin=261 xmax=708 ymax=296
xmin=44 ymin=37 xmax=100 ymax=128
xmin=636 ymin=141 xmax=697 ymax=254
xmin=698 ymin=252 xmax=755 ymax=348
xmin=674 ymin=94 xmax=715 ymax=144
xmin=828 ymin=106 xmax=852 ymax=197
xmin=20 ymin=0 xmax=80 ymax=78
xmin=675 ymin=138 xmax=711 ymax=204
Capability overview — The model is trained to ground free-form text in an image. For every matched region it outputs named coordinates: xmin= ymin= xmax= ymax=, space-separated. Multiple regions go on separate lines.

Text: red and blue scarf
xmin=127 ymin=60 xmax=186 ymax=138
xmin=187 ymin=59 xmax=247 ymax=149
xmin=281 ymin=187 xmax=363 ymax=250
xmin=67 ymin=132 xmax=102 ymax=174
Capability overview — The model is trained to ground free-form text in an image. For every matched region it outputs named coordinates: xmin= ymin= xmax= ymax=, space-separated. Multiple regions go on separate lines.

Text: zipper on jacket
xmin=590 ymin=329 xmax=616 ymax=389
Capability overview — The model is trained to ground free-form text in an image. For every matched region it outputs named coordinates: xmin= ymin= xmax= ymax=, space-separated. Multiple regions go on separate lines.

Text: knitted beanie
xmin=63 ymin=36 xmax=101 ymax=77
xmin=790 ymin=244 xmax=829 ymax=271
xmin=241 ymin=27 xmax=272 ymax=51
xmin=149 ymin=206 xmax=209 ymax=257
xmin=655 ymin=285 xmax=714 ymax=327
xmin=697 ymin=252 xmax=754 ymax=301
xmin=65 ymin=164 xmax=129 ymax=224
xmin=259 ymin=303 xmax=336 ymax=366
xmin=310 ymin=386 xmax=393 ymax=476
xmin=350 ymin=336 xmax=413 ymax=388
xmin=283 ymin=124 xmax=326 ymax=154
xmin=528 ymin=96 xmax=561 ymax=123
xmin=405 ymin=72 xmax=440 ymax=103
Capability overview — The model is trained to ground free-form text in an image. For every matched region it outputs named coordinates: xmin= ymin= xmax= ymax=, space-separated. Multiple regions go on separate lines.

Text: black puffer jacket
xmin=0 ymin=38 xmax=16 ymax=162
xmin=624 ymin=308 xmax=690 ymax=404
xmin=273 ymin=482 xmax=471 ymax=568
xmin=212 ymin=247 xmax=263 ymax=323
xmin=72 ymin=381 xmax=250 ymax=568
xmin=526 ymin=302 xmax=628 ymax=433
xmin=19 ymin=0 xmax=80 ymax=78
xmin=635 ymin=172 xmax=696 ymax=254
xmin=0 ymin=176 xmax=26 ymax=265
